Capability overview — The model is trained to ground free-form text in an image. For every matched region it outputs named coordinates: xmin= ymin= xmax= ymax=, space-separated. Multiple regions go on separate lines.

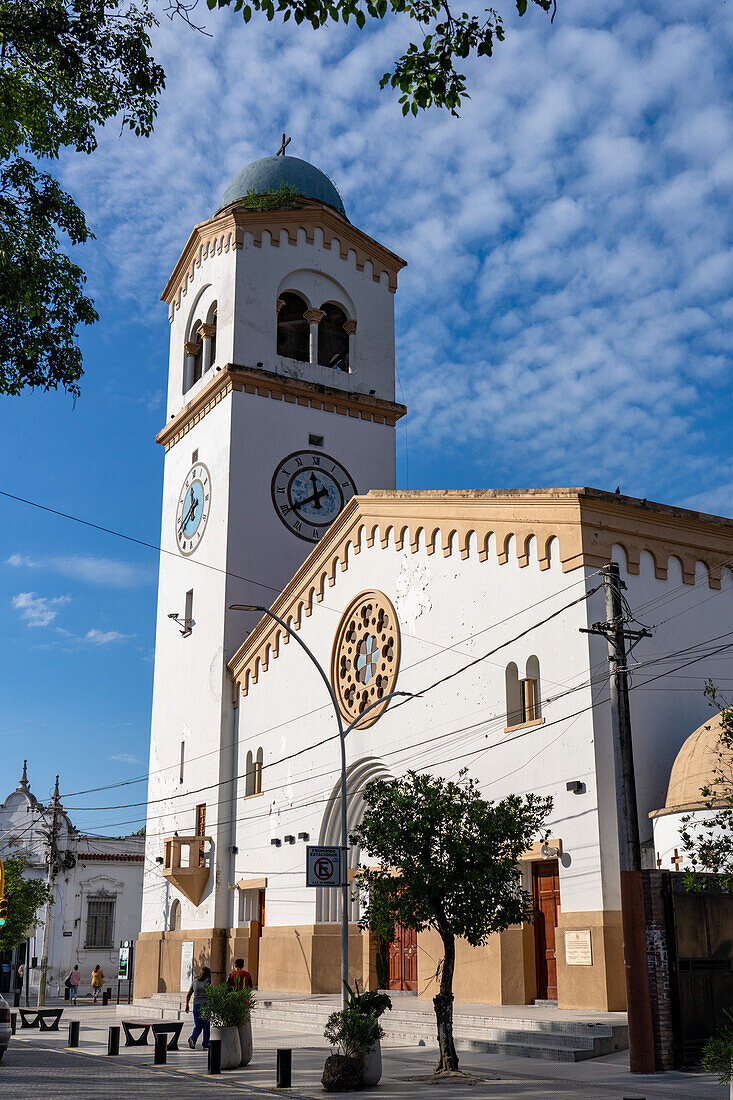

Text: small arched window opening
xmin=169 ymin=898 xmax=181 ymax=932
xmin=245 ymin=748 xmax=263 ymax=797
xmin=521 ymin=656 xmax=541 ymax=722
xmin=505 ymin=662 xmax=521 ymax=727
xmin=199 ymin=305 xmax=217 ymax=373
xmin=317 ymin=303 xmax=349 ymax=371
xmin=277 ymin=293 xmax=309 ymax=362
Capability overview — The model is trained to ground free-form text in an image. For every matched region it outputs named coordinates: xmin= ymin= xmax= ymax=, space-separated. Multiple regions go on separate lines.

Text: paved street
xmin=0 ymin=1006 xmax=726 ymax=1098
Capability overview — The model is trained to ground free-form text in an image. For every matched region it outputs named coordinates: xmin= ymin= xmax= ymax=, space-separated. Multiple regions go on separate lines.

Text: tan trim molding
xmin=156 ymin=365 xmax=407 ymax=452
xmin=162 ymin=200 xmax=407 ymax=320
xmin=236 ymin=877 xmax=267 ymax=891
xmin=228 ymin=487 xmax=733 ymax=703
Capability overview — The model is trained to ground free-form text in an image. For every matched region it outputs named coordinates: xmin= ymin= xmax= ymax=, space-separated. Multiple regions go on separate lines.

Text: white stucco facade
xmin=137 ymin=153 xmax=733 ymax=1011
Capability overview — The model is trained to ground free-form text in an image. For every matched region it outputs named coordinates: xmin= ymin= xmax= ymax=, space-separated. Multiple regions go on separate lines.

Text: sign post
xmin=306 ymin=846 xmax=343 ymax=888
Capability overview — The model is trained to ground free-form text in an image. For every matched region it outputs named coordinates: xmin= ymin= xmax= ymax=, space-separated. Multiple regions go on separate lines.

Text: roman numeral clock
xmin=271 ymin=450 xmax=356 ymax=543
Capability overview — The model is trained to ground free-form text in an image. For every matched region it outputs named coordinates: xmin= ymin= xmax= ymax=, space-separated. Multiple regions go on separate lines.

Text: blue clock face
xmin=271 ymin=450 xmax=356 ymax=542
xmin=176 ymin=462 xmax=211 ymax=555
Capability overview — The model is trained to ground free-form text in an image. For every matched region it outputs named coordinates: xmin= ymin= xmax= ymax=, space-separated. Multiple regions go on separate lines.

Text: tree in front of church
xmin=351 ymin=770 xmax=552 ymax=1073
xmin=0 ymin=0 xmax=165 ymax=397
xmin=680 ymin=682 xmax=733 ymax=893
xmin=0 ymin=856 xmax=51 ymax=950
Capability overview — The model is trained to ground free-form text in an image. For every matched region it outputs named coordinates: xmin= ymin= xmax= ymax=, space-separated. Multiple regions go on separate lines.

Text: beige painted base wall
xmin=134 ymin=914 xmax=626 ymax=1010
xmin=555 ymin=910 xmax=626 ymax=1011
xmin=256 ymin=924 xmax=371 ymax=994
xmin=134 ymin=923 xmax=260 ymax=1000
xmin=417 ymin=925 xmax=537 ymax=1005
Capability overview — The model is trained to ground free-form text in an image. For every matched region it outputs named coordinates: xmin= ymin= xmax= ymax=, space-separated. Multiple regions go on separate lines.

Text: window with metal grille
xmin=86 ymin=897 xmax=115 ymax=947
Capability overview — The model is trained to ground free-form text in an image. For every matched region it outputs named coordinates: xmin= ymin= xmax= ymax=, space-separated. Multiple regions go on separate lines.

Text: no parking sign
xmin=306 ymin=845 xmax=343 ymax=887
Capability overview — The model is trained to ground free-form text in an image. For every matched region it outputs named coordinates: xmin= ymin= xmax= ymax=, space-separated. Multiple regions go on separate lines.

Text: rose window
xmin=331 ymin=591 xmax=401 ymax=728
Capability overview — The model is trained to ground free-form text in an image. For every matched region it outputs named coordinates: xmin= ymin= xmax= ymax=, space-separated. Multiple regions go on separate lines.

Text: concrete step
xmin=123 ymin=995 xmax=627 ymax=1062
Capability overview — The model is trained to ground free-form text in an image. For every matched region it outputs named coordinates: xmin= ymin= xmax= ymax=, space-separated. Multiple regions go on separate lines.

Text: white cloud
xmin=82 ymin=629 xmax=134 ymax=646
xmin=57 ymin=0 xmax=733 ymax=506
xmin=109 ymin=753 xmax=142 ymax=764
xmin=6 ymin=553 xmax=151 ymax=588
xmin=11 ymin=592 xmax=71 ymax=628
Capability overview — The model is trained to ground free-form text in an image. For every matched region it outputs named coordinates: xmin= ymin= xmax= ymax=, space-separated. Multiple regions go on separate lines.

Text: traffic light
xmin=0 ymin=896 xmax=7 ymax=928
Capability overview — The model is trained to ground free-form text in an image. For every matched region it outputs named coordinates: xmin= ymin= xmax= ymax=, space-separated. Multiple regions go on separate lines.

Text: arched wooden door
xmin=386 ymin=923 xmax=417 ymax=992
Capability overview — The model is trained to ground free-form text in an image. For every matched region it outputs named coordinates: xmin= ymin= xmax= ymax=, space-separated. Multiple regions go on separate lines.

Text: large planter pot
xmin=238 ymin=1020 xmax=253 ymax=1066
xmin=211 ymin=1025 xmax=241 ymax=1070
xmin=361 ymin=1039 xmax=382 ymax=1087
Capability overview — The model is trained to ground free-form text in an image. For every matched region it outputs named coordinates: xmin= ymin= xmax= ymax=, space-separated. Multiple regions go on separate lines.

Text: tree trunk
xmin=433 ymin=931 xmax=459 ymax=1072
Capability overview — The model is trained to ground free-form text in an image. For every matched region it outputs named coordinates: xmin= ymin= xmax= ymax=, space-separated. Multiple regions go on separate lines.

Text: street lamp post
xmin=230 ymin=603 xmax=411 ymax=1006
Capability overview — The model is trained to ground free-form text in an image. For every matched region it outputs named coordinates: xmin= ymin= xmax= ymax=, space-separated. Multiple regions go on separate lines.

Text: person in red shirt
xmin=227 ymin=958 xmax=253 ymax=990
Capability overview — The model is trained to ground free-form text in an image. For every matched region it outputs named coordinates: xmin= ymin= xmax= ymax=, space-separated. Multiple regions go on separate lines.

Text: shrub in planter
xmin=199 ymin=983 xmax=256 ymax=1070
xmin=322 ymin=1006 xmax=384 ymax=1091
xmin=702 ymin=1010 xmax=733 ymax=1100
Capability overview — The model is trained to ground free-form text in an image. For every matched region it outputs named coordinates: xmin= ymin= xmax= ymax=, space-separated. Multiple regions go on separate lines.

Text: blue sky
xmin=1 ymin=0 xmax=731 ymax=833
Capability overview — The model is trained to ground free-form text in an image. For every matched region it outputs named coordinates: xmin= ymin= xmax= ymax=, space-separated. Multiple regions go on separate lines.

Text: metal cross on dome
xmin=276 ymin=133 xmax=291 ymax=157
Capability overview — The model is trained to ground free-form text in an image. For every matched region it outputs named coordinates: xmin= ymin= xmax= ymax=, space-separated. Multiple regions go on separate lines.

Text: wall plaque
xmin=565 ymin=929 xmax=592 ymax=966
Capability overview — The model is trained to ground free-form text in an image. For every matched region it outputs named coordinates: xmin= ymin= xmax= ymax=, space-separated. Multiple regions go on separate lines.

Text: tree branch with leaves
xmin=0 ymin=856 xmax=51 ymax=951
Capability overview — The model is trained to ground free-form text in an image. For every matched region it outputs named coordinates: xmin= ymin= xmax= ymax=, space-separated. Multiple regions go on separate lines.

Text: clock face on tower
xmin=271 ymin=450 xmax=356 ymax=543
xmin=175 ymin=462 xmax=211 ymax=555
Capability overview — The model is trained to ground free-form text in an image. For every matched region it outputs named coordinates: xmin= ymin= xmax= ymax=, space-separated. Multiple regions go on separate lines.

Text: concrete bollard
xmin=13 ymin=990 xmax=21 ymax=1008
xmin=277 ymin=1048 xmax=292 ymax=1089
xmin=107 ymin=1026 xmax=120 ymax=1056
xmin=207 ymin=1039 xmax=221 ymax=1075
xmin=154 ymin=1032 xmax=167 ymax=1065
xmin=68 ymin=1020 xmax=80 ymax=1047
xmin=102 ymin=989 xmax=110 ymax=1007
xmin=10 ymin=1013 xmax=16 ymax=1036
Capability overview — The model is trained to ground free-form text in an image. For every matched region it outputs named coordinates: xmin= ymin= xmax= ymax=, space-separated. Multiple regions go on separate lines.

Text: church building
xmin=136 ymin=151 xmax=733 ymax=1012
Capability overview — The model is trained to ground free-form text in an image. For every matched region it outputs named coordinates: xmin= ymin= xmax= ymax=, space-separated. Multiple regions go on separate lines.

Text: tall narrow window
xmin=522 ymin=656 xmax=541 ymax=721
xmin=169 ymin=898 xmax=181 ymax=932
xmin=184 ymin=589 xmax=193 ymax=636
xmin=195 ymin=803 xmax=206 ymax=866
xmin=245 ymin=748 xmax=263 ymax=796
xmin=317 ymin=303 xmax=349 ymax=370
xmin=86 ymin=897 xmax=115 ymax=947
xmin=179 ymin=740 xmax=185 ymax=785
xmin=277 ymin=293 xmax=309 ymax=362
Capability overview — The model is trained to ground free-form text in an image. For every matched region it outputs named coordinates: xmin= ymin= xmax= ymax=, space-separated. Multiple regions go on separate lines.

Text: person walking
xmin=185 ymin=966 xmax=212 ymax=1050
xmin=90 ymin=964 xmax=104 ymax=1003
xmin=226 ymin=958 xmax=253 ymax=990
xmin=67 ymin=965 xmax=82 ymax=1004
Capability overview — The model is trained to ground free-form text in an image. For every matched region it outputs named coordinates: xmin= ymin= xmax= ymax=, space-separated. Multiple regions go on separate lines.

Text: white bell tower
xmin=137 ymin=152 xmax=406 ymax=992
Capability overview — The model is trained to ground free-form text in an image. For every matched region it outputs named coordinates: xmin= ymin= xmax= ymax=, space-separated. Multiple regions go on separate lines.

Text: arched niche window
xmin=277 ymin=292 xmax=309 ymax=362
xmin=506 ymin=657 xmax=541 ymax=726
xmin=183 ymin=318 xmax=203 ymax=394
xmin=318 ymin=302 xmax=349 ymax=371
xmin=169 ymin=898 xmax=181 ymax=932
xmin=505 ymin=662 xmax=522 ymax=727
xmin=245 ymin=748 xmax=263 ymax=797
xmin=198 ymin=304 xmax=217 ymax=373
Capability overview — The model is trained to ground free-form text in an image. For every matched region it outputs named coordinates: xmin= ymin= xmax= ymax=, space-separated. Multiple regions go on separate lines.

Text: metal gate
xmin=666 ymin=874 xmax=733 ymax=1066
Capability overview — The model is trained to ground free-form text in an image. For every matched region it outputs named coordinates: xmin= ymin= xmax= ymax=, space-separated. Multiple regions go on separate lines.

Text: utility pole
xmin=582 ymin=563 xmax=655 ymax=1072
xmin=37 ymin=775 xmax=61 ymax=1008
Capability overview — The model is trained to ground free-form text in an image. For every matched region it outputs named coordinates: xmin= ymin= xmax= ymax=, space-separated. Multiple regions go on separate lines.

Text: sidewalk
xmin=2 ymin=1003 xmax=726 ymax=1098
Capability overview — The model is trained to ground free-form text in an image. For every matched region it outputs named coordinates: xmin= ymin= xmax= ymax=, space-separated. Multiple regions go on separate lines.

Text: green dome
xmin=219 ymin=156 xmax=345 ymax=216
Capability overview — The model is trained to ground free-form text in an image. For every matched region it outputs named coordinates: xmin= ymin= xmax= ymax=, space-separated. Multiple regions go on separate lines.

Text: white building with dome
xmin=135 ymin=149 xmax=733 ymax=1013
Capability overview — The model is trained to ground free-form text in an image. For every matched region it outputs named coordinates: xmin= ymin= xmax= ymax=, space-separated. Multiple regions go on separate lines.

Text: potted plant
xmin=322 ymin=982 xmax=391 ymax=1091
xmin=702 ymin=1010 xmax=733 ymax=1100
xmin=232 ymin=986 xmax=256 ymax=1066
xmin=344 ymin=980 xmax=392 ymax=1087
xmin=199 ymin=983 xmax=242 ymax=1070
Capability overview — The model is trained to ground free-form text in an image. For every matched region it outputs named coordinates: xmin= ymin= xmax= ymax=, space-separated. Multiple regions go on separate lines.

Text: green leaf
xmin=516 ymin=0 xmax=527 ymax=14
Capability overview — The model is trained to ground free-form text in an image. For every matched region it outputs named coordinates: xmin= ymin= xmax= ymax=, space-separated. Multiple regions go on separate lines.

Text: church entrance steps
xmin=123 ymin=993 xmax=628 ymax=1062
